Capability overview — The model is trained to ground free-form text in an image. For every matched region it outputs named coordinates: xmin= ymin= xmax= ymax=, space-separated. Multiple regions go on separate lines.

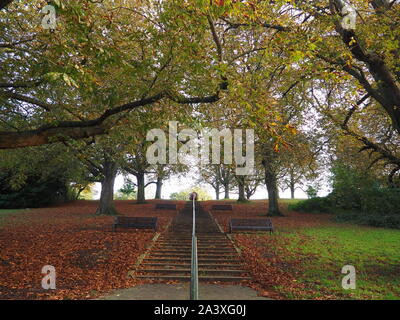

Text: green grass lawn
xmin=279 ymin=226 xmax=400 ymax=299
xmin=0 ymin=209 xmax=23 ymax=214
xmin=279 ymin=198 xmax=306 ymax=205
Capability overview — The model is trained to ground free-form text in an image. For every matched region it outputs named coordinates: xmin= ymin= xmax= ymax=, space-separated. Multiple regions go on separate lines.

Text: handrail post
xmin=192 ymin=197 xmax=195 ymax=237
xmin=190 ymin=197 xmax=199 ymax=300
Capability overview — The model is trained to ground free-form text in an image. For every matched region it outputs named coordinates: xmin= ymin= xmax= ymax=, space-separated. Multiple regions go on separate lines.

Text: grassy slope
xmin=211 ymin=199 xmax=400 ymax=300
xmin=0 ymin=209 xmax=22 ymax=214
xmin=273 ymin=224 xmax=400 ymax=299
xmin=278 ymin=198 xmax=306 ymax=205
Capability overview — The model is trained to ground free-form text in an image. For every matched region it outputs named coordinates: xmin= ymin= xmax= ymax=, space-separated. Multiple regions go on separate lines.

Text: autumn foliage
xmin=0 ymin=200 xmax=181 ymax=300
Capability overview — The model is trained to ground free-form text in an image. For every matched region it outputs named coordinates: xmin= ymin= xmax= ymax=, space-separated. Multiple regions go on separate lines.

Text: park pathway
xmin=135 ymin=202 xmax=251 ymax=282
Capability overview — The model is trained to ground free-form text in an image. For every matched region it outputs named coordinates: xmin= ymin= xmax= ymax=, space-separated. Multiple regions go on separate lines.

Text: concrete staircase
xmin=135 ymin=202 xmax=251 ymax=282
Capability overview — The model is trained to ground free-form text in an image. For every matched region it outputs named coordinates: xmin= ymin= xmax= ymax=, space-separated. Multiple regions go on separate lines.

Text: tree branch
xmin=0 ymin=80 xmax=225 ymax=149
xmin=2 ymin=92 xmax=53 ymax=111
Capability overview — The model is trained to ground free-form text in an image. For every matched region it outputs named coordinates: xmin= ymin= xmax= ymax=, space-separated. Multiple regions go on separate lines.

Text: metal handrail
xmin=190 ymin=197 xmax=199 ymax=300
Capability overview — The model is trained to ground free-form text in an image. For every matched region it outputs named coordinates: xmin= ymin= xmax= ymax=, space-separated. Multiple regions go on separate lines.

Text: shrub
xmin=336 ymin=212 xmax=400 ymax=229
xmin=0 ymin=174 xmax=70 ymax=209
xmin=288 ymin=197 xmax=333 ymax=214
xmin=305 ymin=186 xmax=318 ymax=199
xmin=289 ymin=164 xmax=400 ymax=229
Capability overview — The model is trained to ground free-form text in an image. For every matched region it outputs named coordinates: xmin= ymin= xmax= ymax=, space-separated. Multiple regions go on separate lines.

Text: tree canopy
xmin=1 ymin=0 xmax=399 ymax=216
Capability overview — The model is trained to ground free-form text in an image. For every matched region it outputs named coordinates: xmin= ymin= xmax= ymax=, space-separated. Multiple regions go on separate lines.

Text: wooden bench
xmin=211 ymin=204 xmax=233 ymax=211
xmin=229 ymin=218 xmax=273 ymax=234
xmin=155 ymin=203 xmax=177 ymax=210
xmin=113 ymin=217 xmax=157 ymax=232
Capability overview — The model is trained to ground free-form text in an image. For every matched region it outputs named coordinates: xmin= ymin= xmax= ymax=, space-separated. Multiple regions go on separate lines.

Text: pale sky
xmin=93 ymin=168 xmax=329 ymax=200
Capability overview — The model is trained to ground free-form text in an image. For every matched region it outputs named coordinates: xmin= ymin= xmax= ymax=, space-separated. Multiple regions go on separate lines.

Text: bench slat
xmin=113 ymin=216 xmax=157 ymax=231
xmin=155 ymin=203 xmax=177 ymax=210
xmin=211 ymin=204 xmax=233 ymax=211
xmin=229 ymin=218 xmax=273 ymax=234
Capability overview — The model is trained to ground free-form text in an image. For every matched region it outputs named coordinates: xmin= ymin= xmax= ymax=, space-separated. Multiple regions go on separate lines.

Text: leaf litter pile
xmin=2 ymin=199 xmax=391 ymax=300
xmin=208 ymin=200 xmax=341 ymax=299
xmin=0 ymin=200 xmax=180 ymax=300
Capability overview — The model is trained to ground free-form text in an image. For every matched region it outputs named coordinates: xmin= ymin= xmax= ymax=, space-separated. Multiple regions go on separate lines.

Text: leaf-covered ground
xmin=2 ymin=199 xmax=398 ymax=300
xmin=0 ymin=200 xmax=181 ymax=300
xmin=208 ymin=200 xmax=400 ymax=300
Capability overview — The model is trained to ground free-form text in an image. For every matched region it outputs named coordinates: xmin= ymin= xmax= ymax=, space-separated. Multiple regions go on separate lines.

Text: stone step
xmin=138 ymin=268 xmax=248 ymax=276
xmin=134 ymin=203 xmax=251 ymax=284
xmin=157 ymin=240 xmax=229 ymax=244
xmin=151 ymin=249 xmax=236 ymax=254
xmin=158 ymin=236 xmax=228 ymax=240
xmin=160 ymin=233 xmax=225 ymax=237
xmin=158 ymin=238 xmax=228 ymax=242
xmin=160 ymin=234 xmax=226 ymax=238
xmin=143 ymin=257 xmax=241 ymax=263
xmin=154 ymin=244 xmax=233 ymax=248
xmin=141 ymin=263 xmax=242 ymax=269
xmin=153 ymin=248 xmax=235 ymax=253
xmin=150 ymin=253 xmax=237 ymax=258
xmin=135 ymin=275 xmax=251 ymax=282
xmin=153 ymin=243 xmax=234 ymax=250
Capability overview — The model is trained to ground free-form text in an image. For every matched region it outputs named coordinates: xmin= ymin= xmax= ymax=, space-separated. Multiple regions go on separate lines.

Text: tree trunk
xmin=136 ymin=172 xmax=146 ymax=204
xmin=155 ymin=176 xmax=163 ymax=199
xmin=263 ymin=160 xmax=283 ymax=216
xmin=236 ymin=176 xmax=246 ymax=202
xmin=96 ymin=160 xmax=118 ymax=215
xmin=215 ymin=181 xmax=220 ymax=200
xmin=224 ymin=183 xmax=230 ymax=199
xmin=290 ymin=186 xmax=295 ymax=199
xmin=290 ymin=169 xmax=295 ymax=199
xmin=237 ymin=179 xmax=246 ymax=202
xmin=246 ymin=188 xmax=252 ymax=200
xmin=76 ymin=186 xmax=86 ymax=200
xmin=330 ymin=1 xmax=400 ymax=135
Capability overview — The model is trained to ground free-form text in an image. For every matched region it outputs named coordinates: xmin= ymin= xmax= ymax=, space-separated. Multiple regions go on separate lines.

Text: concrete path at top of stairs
xmin=99 ymin=283 xmax=272 ymax=300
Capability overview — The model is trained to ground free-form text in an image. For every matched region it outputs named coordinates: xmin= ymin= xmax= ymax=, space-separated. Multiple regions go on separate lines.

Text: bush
xmin=288 ymin=197 xmax=334 ymax=214
xmin=289 ymin=164 xmax=400 ymax=229
xmin=328 ymin=163 xmax=400 ymax=214
xmin=336 ymin=212 xmax=400 ymax=229
xmin=0 ymin=174 xmax=70 ymax=209
xmin=305 ymin=186 xmax=318 ymax=199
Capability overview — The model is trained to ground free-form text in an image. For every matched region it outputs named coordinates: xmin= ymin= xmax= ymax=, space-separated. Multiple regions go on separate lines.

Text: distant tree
xmin=170 ymin=186 xmax=212 ymax=201
xmin=305 ymin=186 xmax=318 ymax=199
xmin=115 ymin=178 xmax=136 ymax=200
